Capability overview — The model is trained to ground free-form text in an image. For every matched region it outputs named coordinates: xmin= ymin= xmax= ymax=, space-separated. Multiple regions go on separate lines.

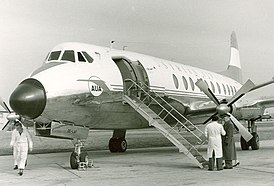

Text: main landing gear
xmin=240 ymin=120 xmax=260 ymax=150
xmin=108 ymin=129 xmax=127 ymax=153
xmin=70 ymin=139 xmax=92 ymax=170
xmin=109 ymin=137 xmax=127 ymax=152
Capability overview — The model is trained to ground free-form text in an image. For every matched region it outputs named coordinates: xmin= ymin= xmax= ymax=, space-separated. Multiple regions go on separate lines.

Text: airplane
xmin=1 ymin=31 xmax=274 ymax=169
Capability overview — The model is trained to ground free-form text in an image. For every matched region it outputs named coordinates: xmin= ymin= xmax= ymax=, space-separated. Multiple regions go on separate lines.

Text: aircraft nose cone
xmin=9 ymin=78 xmax=46 ymax=119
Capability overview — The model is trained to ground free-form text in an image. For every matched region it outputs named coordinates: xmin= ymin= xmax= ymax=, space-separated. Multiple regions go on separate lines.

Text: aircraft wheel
xmin=118 ymin=138 xmax=127 ymax=152
xmin=109 ymin=138 xmax=118 ymax=152
xmin=80 ymin=151 xmax=88 ymax=163
xmin=109 ymin=138 xmax=127 ymax=152
xmin=70 ymin=152 xmax=78 ymax=169
xmin=250 ymin=132 xmax=260 ymax=150
xmin=240 ymin=136 xmax=249 ymax=150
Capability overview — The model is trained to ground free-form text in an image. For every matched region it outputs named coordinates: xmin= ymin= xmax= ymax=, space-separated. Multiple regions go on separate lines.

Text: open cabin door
xmin=112 ymin=57 xmax=149 ymax=97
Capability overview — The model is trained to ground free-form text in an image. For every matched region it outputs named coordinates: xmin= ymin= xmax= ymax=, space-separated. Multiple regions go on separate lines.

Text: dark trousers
xmin=208 ymin=151 xmax=223 ymax=171
xmin=224 ymin=160 xmax=233 ymax=168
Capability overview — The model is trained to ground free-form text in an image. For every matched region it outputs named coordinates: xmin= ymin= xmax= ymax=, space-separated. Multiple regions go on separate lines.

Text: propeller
xmin=228 ymin=113 xmax=253 ymax=141
xmin=0 ymin=96 xmax=20 ymax=132
xmin=195 ymin=78 xmax=253 ymax=142
xmin=226 ymin=79 xmax=255 ymax=106
xmin=0 ymin=96 xmax=11 ymax=114
xmin=0 ymin=96 xmax=12 ymax=132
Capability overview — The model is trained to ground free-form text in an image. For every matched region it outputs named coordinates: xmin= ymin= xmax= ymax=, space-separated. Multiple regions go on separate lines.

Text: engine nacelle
xmin=239 ymin=107 xmax=264 ymax=120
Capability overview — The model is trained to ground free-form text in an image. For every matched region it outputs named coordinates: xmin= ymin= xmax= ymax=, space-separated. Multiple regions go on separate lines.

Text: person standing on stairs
xmin=205 ymin=115 xmax=226 ymax=171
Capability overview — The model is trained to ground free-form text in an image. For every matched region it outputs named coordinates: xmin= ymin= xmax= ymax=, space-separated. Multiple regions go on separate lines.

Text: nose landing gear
xmin=70 ymin=139 xmax=93 ymax=170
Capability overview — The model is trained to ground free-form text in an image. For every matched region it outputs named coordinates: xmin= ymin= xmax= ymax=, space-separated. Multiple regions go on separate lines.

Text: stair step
xmin=123 ymin=94 xmax=207 ymax=168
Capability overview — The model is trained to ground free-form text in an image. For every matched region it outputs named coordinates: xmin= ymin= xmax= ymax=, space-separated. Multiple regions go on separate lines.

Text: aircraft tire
xmin=70 ymin=152 xmax=78 ymax=169
xmin=109 ymin=138 xmax=118 ymax=152
xmin=117 ymin=138 xmax=127 ymax=152
xmin=109 ymin=138 xmax=127 ymax=152
xmin=80 ymin=152 xmax=88 ymax=163
xmin=250 ymin=132 xmax=260 ymax=150
xmin=240 ymin=136 xmax=249 ymax=150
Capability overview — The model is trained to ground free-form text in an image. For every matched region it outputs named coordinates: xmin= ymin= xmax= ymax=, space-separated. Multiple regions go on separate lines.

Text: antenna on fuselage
xmin=109 ymin=40 xmax=115 ymax=51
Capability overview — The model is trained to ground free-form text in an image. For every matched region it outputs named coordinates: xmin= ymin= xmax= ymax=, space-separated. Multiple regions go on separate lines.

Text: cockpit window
xmin=78 ymin=52 xmax=86 ymax=62
xmin=61 ymin=50 xmax=75 ymax=62
xmin=82 ymin=51 xmax=94 ymax=63
xmin=44 ymin=52 xmax=49 ymax=63
xmin=48 ymin=51 xmax=61 ymax=61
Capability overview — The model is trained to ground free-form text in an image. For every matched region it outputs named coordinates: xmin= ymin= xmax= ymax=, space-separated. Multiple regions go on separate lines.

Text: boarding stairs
xmin=123 ymin=79 xmax=207 ymax=168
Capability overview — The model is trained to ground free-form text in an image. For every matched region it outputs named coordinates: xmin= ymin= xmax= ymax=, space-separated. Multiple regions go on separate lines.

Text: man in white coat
xmin=10 ymin=122 xmax=33 ymax=176
xmin=205 ymin=115 xmax=226 ymax=171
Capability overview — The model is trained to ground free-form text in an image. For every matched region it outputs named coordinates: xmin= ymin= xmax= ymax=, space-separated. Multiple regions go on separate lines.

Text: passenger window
xmin=210 ymin=81 xmax=215 ymax=93
xmin=173 ymin=74 xmax=179 ymax=89
xmin=216 ymin=82 xmax=221 ymax=94
xmin=230 ymin=85 xmax=234 ymax=95
xmin=78 ymin=52 xmax=86 ymax=62
xmin=61 ymin=50 xmax=75 ymax=62
xmin=82 ymin=52 xmax=94 ymax=63
xmin=233 ymin=86 xmax=237 ymax=93
xmin=182 ymin=76 xmax=188 ymax=90
xmin=222 ymin=84 xmax=226 ymax=95
xmin=48 ymin=51 xmax=61 ymax=61
xmin=189 ymin=77 xmax=195 ymax=91
xmin=227 ymin=85 xmax=230 ymax=95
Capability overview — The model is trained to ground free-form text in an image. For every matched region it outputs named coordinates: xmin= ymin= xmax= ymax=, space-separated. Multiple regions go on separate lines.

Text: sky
xmin=1 ymin=0 xmax=274 ymax=105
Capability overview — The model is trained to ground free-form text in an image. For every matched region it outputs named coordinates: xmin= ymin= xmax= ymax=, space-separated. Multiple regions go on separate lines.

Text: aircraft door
xmin=112 ymin=57 xmax=149 ymax=97
xmin=129 ymin=60 xmax=150 ymax=94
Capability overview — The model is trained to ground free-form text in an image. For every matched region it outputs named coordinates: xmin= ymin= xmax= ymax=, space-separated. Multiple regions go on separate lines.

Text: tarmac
xmin=0 ymin=122 xmax=274 ymax=186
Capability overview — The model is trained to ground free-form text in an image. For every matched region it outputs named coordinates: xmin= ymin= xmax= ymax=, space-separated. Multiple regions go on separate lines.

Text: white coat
xmin=205 ymin=121 xmax=226 ymax=159
xmin=11 ymin=129 xmax=19 ymax=166
xmin=10 ymin=128 xmax=33 ymax=169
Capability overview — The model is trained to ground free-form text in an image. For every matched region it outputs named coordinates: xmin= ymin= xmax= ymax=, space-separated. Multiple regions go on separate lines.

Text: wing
xmin=243 ymin=98 xmax=274 ymax=108
xmin=185 ymin=98 xmax=274 ymax=123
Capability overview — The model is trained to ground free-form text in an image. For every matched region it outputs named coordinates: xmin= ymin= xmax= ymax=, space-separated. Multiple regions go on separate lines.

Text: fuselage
xmin=9 ymin=42 xmax=242 ymax=129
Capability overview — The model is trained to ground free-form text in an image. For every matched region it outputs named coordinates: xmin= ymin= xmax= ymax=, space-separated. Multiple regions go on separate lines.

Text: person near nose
xmin=10 ymin=122 xmax=33 ymax=176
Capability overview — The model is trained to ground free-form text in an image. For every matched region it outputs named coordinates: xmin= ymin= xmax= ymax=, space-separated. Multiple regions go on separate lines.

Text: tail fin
xmin=220 ymin=31 xmax=243 ymax=83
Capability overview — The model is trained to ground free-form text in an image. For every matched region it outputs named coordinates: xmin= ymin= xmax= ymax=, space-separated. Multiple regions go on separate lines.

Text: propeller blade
xmin=227 ymin=113 xmax=253 ymax=142
xmin=15 ymin=119 xmax=27 ymax=129
xmin=227 ymin=79 xmax=255 ymax=106
xmin=0 ymin=121 xmax=11 ymax=141
xmin=0 ymin=96 xmax=11 ymax=113
xmin=203 ymin=112 xmax=218 ymax=124
xmin=195 ymin=79 xmax=220 ymax=105
xmin=2 ymin=121 xmax=11 ymax=131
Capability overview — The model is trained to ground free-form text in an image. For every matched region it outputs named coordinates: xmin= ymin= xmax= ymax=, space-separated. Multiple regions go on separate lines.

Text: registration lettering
xmin=67 ymin=128 xmax=77 ymax=134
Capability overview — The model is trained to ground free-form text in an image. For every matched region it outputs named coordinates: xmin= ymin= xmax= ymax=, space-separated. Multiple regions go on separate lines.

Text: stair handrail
xmin=124 ymin=79 xmax=207 ymax=142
